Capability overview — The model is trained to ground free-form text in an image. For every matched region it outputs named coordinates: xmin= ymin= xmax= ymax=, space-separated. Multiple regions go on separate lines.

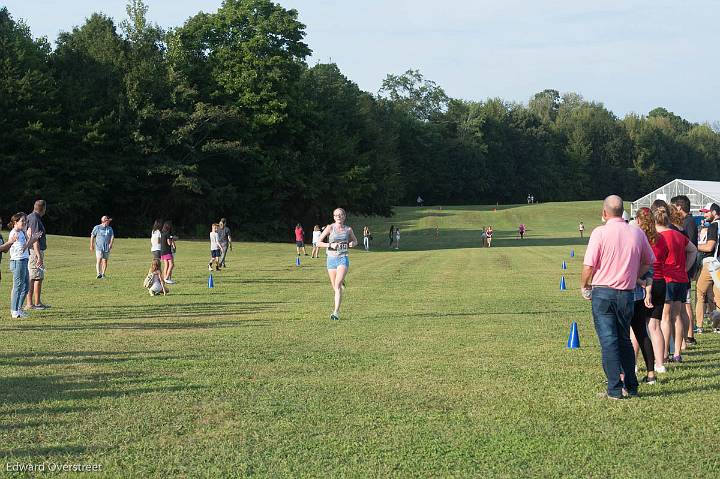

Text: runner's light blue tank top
xmin=328 ymin=225 xmax=350 ymax=257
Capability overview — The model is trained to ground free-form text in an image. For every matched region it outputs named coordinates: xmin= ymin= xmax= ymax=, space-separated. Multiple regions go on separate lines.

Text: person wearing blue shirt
xmin=91 ymin=216 xmax=114 ymax=279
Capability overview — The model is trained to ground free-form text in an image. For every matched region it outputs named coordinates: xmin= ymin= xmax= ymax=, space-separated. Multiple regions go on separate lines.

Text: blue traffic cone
xmin=208 ymin=273 xmax=214 ymax=288
xmin=570 ymin=249 xmax=575 ymax=258
xmin=296 ymin=256 xmax=301 ymax=267
xmin=567 ymin=321 xmax=580 ymax=348
xmin=559 ymin=275 xmax=567 ymax=290
xmin=562 ymin=261 xmax=567 ymax=270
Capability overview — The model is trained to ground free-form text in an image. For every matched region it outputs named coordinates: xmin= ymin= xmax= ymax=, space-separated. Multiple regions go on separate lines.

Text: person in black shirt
xmin=160 ymin=221 xmax=177 ymax=284
xmin=694 ymin=203 xmax=720 ymax=335
xmin=672 ymin=195 xmax=699 ymax=344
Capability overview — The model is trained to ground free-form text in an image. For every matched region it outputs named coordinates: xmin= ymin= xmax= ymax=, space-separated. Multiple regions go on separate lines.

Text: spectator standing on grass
xmin=90 ymin=216 xmax=114 ymax=279
xmin=388 ymin=225 xmax=395 ymax=248
xmin=652 ymin=202 xmax=697 ymax=363
xmin=634 ymin=208 xmax=669 ymax=375
xmin=217 ymin=218 xmax=232 ymax=268
xmin=311 ymin=225 xmax=322 ymax=258
xmin=581 ymin=195 xmax=655 ymax=400
xmin=394 ymin=227 xmax=401 ymax=250
xmin=693 ymin=203 xmax=719 ymax=335
xmin=668 ymin=201 xmax=693 ymax=350
xmin=363 ymin=225 xmax=371 ymax=251
xmin=485 ymin=226 xmax=494 ymax=247
xmin=150 ymin=219 xmax=162 ymax=260
xmin=208 ymin=223 xmax=223 ymax=272
xmin=519 ymin=224 xmax=526 ymax=239
xmin=295 ymin=223 xmax=307 ymax=256
xmin=0 ymin=216 xmax=5 ymax=283
xmin=25 ymin=200 xmax=49 ymax=310
xmin=671 ymin=195 xmax=699 ymax=345
xmin=7 ymin=213 xmax=40 ymax=319
xmin=579 ymin=221 xmax=585 ymax=238
xmin=160 ymin=221 xmax=177 ymax=284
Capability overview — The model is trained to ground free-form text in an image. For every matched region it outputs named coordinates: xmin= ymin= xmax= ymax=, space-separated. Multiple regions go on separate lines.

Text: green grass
xmin=2 ymin=201 xmax=719 ymax=477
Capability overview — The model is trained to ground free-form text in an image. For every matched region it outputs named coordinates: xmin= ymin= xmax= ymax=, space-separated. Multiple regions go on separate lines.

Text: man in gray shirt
xmin=217 ymin=218 xmax=232 ymax=268
xmin=26 ymin=200 xmax=49 ymax=310
xmin=91 ymin=216 xmax=115 ymax=279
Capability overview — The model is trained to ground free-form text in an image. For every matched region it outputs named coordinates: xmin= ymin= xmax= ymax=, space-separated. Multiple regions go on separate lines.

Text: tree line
xmin=2 ymin=0 xmax=719 ymax=238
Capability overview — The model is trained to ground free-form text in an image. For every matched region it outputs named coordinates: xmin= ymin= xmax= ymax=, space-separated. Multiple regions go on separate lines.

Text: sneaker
xmin=597 ymin=392 xmax=626 ymax=401
xmin=30 ymin=304 xmax=47 ymax=310
xmin=330 ymin=313 xmax=339 ymax=321
xmin=149 ymin=289 xmax=154 ymax=296
xmin=694 ymin=327 xmax=703 ymax=334
xmin=642 ymin=375 xmax=657 ymax=385
xmin=36 ymin=303 xmax=50 ymax=309
xmin=685 ymin=337 xmax=697 ymax=346
xmin=655 ymin=365 xmax=667 ymax=374
xmin=97 ymin=274 xmax=102 ymax=279
xmin=17 ymin=310 xmax=29 ymax=318
xmin=672 ymin=355 xmax=682 ymax=363
xmin=165 ymin=279 xmax=176 ymax=284
xmin=208 ymin=265 xmax=213 ymax=271
xmin=714 ymin=328 xmax=720 ymax=334
xmin=11 ymin=311 xmax=19 ymax=319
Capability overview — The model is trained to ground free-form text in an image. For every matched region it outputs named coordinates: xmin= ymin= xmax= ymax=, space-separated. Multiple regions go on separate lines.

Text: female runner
xmin=317 ymin=208 xmax=358 ymax=320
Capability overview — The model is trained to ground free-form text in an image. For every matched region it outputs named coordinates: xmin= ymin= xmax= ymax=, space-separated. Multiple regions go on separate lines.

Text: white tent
xmin=631 ymin=179 xmax=720 ymax=217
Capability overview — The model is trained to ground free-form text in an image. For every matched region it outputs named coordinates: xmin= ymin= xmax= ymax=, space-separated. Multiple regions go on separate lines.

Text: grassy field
xmin=2 ymin=201 xmax=719 ymax=477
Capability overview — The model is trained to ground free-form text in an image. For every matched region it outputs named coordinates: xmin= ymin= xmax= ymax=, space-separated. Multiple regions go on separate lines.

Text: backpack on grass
xmin=143 ymin=272 xmax=155 ymax=289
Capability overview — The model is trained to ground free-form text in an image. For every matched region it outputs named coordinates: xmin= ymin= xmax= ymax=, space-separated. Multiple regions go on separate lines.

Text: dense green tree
xmin=3 ymin=2 xmax=720 ymax=236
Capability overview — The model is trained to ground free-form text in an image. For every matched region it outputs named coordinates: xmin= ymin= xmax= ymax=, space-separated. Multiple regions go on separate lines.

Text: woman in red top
xmin=653 ymin=205 xmax=697 ymax=363
xmin=635 ymin=207 xmax=668 ymax=377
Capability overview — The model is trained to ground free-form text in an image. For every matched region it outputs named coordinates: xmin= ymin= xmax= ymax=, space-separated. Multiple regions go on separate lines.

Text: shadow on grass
xmin=0 ymin=370 xmax=202 ymax=406
xmin=386 ymin=309 xmax=589 ymax=320
xmin=0 ymin=350 xmax=201 ymax=367
xmin=0 ymin=444 xmax=96 ymax=458
xmin=0 ymin=301 xmax=287 ymax=329
xmin=0 ymin=318 xmax=273 ymax=332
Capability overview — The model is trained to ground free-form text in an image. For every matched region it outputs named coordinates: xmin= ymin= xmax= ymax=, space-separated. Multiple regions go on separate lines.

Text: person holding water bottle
xmin=317 ymin=208 xmax=358 ymax=321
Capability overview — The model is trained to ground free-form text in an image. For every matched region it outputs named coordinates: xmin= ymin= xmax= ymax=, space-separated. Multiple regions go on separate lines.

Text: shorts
xmin=161 ymin=253 xmax=174 ymax=261
xmin=649 ymin=279 xmax=666 ymax=319
xmin=296 ymin=241 xmax=305 ymax=247
xmin=312 ymin=242 xmax=317 ymax=248
xmin=28 ymin=250 xmax=45 ymax=280
xmin=211 ymin=249 xmax=221 ymax=258
xmin=95 ymin=250 xmax=110 ymax=260
xmin=152 ymin=250 xmax=161 ymax=259
xmin=326 ymin=255 xmax=349 ymax=270
xmin=666 ymin=282 xmax=688 ymax=302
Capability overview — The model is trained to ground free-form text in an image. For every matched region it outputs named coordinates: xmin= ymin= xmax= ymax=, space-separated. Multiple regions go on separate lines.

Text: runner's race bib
xmin=336 ymin=242 xmax=348 ymax=254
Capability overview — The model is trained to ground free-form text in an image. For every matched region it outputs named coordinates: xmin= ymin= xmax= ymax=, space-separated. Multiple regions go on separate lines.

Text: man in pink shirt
xmin=581 ymin=195 xmax=655 ymax=400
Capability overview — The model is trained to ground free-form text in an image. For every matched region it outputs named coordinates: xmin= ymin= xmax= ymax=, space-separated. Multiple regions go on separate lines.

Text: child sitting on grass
xmin=146 ymin=259 xmax=168 ymax=296
xmin=208 ymin=223 xmax=223 ymax=271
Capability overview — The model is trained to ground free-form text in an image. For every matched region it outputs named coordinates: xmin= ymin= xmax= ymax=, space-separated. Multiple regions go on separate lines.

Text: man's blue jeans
xmin=591 ymin=287 xmax=638 ymax=397
xmin=9 ymin=259 xmax=29 ymax=313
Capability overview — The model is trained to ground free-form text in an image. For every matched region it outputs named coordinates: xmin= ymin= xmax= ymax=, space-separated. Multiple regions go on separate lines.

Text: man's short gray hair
xmin=603 ymin=195 xmax=624 ymax=218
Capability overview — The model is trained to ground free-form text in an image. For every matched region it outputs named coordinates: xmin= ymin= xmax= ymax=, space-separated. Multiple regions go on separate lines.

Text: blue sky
xmin=4 ymin=0 xmax=717 ymax=124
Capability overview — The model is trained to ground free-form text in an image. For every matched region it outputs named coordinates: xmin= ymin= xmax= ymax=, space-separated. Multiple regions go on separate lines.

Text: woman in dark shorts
xmin=635 ymin=208 xmax=667 ymax=378
xmin=652 ymin=203 xmax=697 ymax=363
xmin=160 ymin=221 xmax=177 ymax=284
